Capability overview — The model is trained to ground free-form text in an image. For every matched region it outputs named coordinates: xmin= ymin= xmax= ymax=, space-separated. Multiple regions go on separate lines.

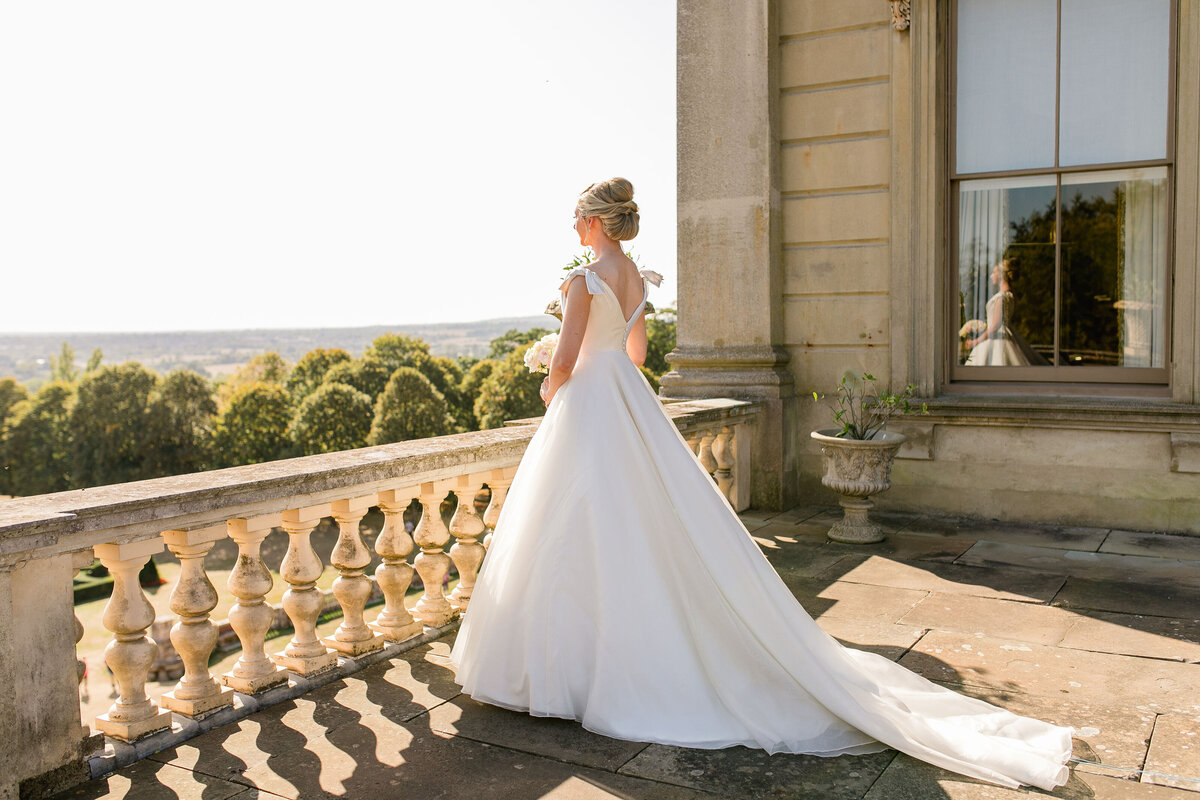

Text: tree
xmin=487 ymin=327 xmax=554 ymax=360
xmin=0 ymin=378 xmax=29 ymax=430
xmin=217 ymin=352 xmax=289 ymax=408
xmin=292 ymin=382 xmax=373 ymax=456
xmin=70 ymin=363 xmax=158 ymax=488
xmin=143 ymin=370 xmax=217 ymax=477
xmin=474 ymin=346 xmax=546 ymax=430
xmin=459 ymin=359 xmax=496 ymax=429
xmin=643 ymin=306 xmax=677 ymax=378
xmin=1 ymin=382 xmax=73 ymax=496
xmin=368 ymin=367 xmax=453 ymax=445
xmin=49 ymin=342 xmax=79 ymax=383
xmin=362 ymin=333 xmax=431 ymax=373
xmin=287 ymin=348 xmax=351 ymax=402
xmin=211 ymin=382 xmax=293 ymax=467
xmin=85 ymin=348 xmax=103 ymax=374
xmin=412 ymin=352 xmax=470 ymax=432
xmin=323 ymin=358 xmax=393 ymax=403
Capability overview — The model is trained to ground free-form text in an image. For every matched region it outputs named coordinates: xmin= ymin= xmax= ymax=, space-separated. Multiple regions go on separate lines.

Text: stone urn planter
xmin=811 ymin=428 xmax=906 ymax=544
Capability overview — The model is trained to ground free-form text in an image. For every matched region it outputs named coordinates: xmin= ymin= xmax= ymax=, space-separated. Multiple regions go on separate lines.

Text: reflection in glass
xmin=958 ymin=178 xmax=1055 ymax=366
xmin=1060 ymin=169 xmax=1168 ymax=367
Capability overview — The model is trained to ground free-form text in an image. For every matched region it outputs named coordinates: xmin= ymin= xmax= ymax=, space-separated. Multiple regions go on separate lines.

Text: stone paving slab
xmin=1053 ymin=576 xmax=1200 ymax=618
xmin=816 ymin=617 xmax=927 ymax=661
xmin=791 ymin=525 xmax=975 ymax=563
xmin=899 ymin=631 xmax=1200 ymax=716
xmin=862 ymin=753 xmax=1195 ymax=799
xmin=424 ymin=695 xmax=650 ymax=771
xmin=898 ymin=593 xmax=1077 ymax=646
xmin=617 ymin=743 xmax=895 ymax=799
xmin=751 ymin=531 xmax=855 ymax=578
xmin=782 ymin=576 xmax=929 ymax=623
xmin=902 ymin=518 xmax=1110 ymax=552
xmin=1101 ymin=531 xmax=1200 ymax=562
xmin=827 ymin=555 xmax=1067 ymax=603
xmin=1143 ymin=715 xmax=1200 ymax=792
xmin=50 ymin=757 xmax=251 ymax=800
xmin=957 ymin=542 xmax=1200 ymax=589
xmin=1059 ymin=612 xmax=1200 ymax=663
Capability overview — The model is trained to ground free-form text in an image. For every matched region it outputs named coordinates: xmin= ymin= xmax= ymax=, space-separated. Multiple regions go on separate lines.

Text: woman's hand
xmin=540 ymin=376 xmax=551 ymax=407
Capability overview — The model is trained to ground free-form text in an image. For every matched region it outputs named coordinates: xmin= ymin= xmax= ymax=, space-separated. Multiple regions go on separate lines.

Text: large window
xmin=951 ymin=0 xmax=1174 ymax=383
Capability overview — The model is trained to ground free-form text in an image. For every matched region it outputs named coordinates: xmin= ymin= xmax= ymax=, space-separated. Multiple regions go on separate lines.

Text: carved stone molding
xmin=889 ymin=0 xmax=911 ymax=31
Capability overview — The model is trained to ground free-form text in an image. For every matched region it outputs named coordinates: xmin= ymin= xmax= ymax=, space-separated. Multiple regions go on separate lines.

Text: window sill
xmin=909 ymin=394 xmax=1200 ymax=434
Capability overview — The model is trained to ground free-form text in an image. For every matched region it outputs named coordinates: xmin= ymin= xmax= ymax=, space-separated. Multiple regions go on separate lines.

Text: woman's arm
xmin=968 ymin=297 xmax=1002 ymax=349
xmin=625 ymin=312 xmax=647 ymax=366
xmin=542 ymin=275 xmax=592 ymax=406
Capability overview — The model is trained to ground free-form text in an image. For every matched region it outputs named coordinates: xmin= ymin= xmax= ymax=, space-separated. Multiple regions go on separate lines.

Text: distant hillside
xmin=0 ymin=315 xmax=558 ymax=386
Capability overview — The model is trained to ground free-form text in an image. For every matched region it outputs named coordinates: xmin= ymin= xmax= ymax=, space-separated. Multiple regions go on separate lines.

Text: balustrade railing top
xmin=0 ymin=397 xmax=760 ymax=800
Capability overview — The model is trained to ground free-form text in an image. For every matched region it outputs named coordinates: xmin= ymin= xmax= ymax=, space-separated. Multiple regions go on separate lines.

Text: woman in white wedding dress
xmin=450 ymin=178 xmax=1074 ymax=791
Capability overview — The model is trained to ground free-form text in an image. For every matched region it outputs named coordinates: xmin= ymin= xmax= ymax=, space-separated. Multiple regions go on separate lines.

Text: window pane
xmin=956 ymin=0 xmax=1057 ymax=174
xmin=1060 ymin=168 xmax=1168 ymax=367
xmin=1060 ymin=0 xmax=1170 ymax=166
xmin=957 ymin=176 xmax=1056 ymax=366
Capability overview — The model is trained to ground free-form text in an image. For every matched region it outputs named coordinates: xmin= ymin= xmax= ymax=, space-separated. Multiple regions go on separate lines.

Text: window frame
xmin=946 ymin=0 xmax=1179 ymax=388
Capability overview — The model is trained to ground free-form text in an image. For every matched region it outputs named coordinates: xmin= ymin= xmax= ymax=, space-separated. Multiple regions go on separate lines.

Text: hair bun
xmin=576 ymin=178 xmax=640 ymax=241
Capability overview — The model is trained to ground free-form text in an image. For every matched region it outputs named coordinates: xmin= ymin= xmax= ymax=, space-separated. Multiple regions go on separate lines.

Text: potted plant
xmin=810 ymin=372 xmax=926 ymax=544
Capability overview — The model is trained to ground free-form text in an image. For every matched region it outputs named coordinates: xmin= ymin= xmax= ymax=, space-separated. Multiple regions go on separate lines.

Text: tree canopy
xmin=292 ymin=382 xmax=374 ymax=456
xmin=368 ymin=367 xmax=453 ymax=445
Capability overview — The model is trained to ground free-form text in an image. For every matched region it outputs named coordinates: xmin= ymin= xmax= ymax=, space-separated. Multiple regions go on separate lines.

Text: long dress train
xmin=450 ymin=266 xmax=1073 ymax=791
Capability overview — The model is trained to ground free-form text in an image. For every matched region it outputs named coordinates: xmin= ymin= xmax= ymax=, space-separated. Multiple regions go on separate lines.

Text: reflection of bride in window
xmin=962 ymin=259 xmax=1039 ymax=366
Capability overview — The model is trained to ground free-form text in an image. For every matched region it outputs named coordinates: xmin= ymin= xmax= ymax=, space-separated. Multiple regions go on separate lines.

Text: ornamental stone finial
xmin=889 ymin=0 xmax=911 ymax=31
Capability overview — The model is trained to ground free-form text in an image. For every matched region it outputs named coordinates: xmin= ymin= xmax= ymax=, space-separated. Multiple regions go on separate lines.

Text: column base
xmin=220 ymin=667 xmax=288 ymax=694
xmin=370 ymin=619 xmax=423 ymax=643
xmin=322 ymin=633 xmax=385 ymax=657
xmin=271 ymin=649 xmax=340 ymax=675
xmin=159 ymin=686 xmax=235 ymax=717
xmin=95 ymin=708 xmax=172 ymax=742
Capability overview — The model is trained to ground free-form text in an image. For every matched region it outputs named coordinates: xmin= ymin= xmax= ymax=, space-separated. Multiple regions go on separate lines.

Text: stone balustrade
xmin=0 ymin=397 xmax=759 ymax=799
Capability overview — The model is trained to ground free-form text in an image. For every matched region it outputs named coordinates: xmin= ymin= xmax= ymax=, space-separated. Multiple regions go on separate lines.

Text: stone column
xmin=448 ymin=474 xmax=487 ymax=611
xmin=481 ymin=467 xmax=515 ymax=550
xmin=662 ymin=0 xmax=797 ymax=510
xmin=0 ymin=552 xmax=96 ymax=798
xmin=412 ymin=481 xmax=456 ymax=628
xmin=371 ymin=488 xmax=422 ymax=642
xmin=221 ymin=516 xmax=288 ymax=694
xmin=273 ymin=505 xmax=338 ymax=675
xmin=323 ymin=497 xmax=384 ymax=656
xmin=93 ymin=540 xmax=173 ymax=741
xmin=160 ymin=526 xmax=235 ymax=716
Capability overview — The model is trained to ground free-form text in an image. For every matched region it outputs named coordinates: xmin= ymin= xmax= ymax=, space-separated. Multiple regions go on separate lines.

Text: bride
xmin=450 ymin=178 xmax=1074 ymax=791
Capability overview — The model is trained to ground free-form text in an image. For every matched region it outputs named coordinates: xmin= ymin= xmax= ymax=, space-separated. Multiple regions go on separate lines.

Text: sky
xmin=0 ymin=2 xmax=676 ymax=333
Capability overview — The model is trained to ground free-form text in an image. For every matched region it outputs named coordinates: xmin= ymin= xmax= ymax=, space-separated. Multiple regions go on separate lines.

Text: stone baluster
xmin=712 ymin=425 xmax=735 ymax=502
xmin=273 ymin=505 xmax=338 ymax=675
xmin=697 ymin=428 xmax=718 ymax=477
xmin=323 ymin=497 xmax=384 ymax=656
xmin=684 ymin=431 xmax=701 ymax=456
xmin=70 ymin=551 xmax=93 ymax=679
xmin=448 ymin=474 xmax=487 ymax=611
xmin=412 ymin=481 xmax=456 ymax=627
xmin=222 ymin=516 xmax=288 ymax=693
xmin=160 ymin=526 xmax=235 ymax=716
xmin=93 ymin=540 xmax=172 ymax=741
xmin=481 ymin=467 xmax=515 ymax=550
xmin=371 ymin=488 xmax=422 ymax=642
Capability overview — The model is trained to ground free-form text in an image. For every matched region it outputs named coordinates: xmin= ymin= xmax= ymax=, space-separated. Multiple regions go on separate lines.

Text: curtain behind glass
xmin=1117 ymin=171 xmax=1168 ymax=367
xmin=956 ymin=0 xmax=1056 ymax=174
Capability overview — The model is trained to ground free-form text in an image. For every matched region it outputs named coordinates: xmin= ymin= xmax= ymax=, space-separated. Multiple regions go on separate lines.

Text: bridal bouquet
xmin=959 ymin=319 xmax=986 ymax=339
xmin=523 ymin=332 xmax=559 ymax=374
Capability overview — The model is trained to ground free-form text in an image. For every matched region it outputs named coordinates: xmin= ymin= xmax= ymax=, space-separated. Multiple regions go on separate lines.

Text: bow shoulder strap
xmin=559 ymin=266 xmax=607 ymax=295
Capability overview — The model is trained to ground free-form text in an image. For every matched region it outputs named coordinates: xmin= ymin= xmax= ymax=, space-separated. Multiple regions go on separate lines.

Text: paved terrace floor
xmin=53 ymin=506 xmax=1200 ymax=800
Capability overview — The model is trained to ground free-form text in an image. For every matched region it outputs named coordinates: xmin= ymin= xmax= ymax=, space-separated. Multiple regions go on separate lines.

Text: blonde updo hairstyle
xmin=576 ymin=177 xmax=639 ymax=242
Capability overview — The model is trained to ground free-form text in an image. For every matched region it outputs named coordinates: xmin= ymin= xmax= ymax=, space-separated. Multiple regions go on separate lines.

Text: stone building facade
xmin=662 ymin=0 xmax=1200 ymax=533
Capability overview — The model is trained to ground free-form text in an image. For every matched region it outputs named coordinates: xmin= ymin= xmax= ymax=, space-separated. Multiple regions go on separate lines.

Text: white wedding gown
xmin=450 ymin=266 xmax=1073 ymax=791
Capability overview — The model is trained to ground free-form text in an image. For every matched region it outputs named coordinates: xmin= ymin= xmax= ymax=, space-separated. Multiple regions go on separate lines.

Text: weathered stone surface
xmin=815 ymin=617 xmax=926 ymax=661
xmin=782 ymin=139 xmax=891 ymax=197
xmin=823 ymin=533 xmax=977 ymax=565
xmin=1059 ymin=612 xmax=1200 ymax=663
xmin=49 ymin=758 xmax=248 ymax=800
xmin=619 ymin=742 xmax=895 ymax=799
xmin=783 ymin=577 xmax=928 ymax=623
xmin=831 ymin=556 xmax=1067 ymax=602
xmin=780 ymin=27 xmax=890 ymax=89
xmin=426 ymin=695 xmax=648 ymax=771
xmin=899 ymin=631 xmax=1200 ymax=716
xmin=863 ymin=753 xmax=1194 ymax=798
xmin=1053 ymin=577 xmax=1200 ymax=618
xmin=753 ymin=533 xmax=853 ymax=579
xmin=899 ymin=594 xmax=1076 ymax=646
xmin=1101 ymin=531 xmax=1200 ymax=561
xmin=778 ymin=0 xmax=890 ymax=36
xmin=958 ymin=542 xmax=1200 ymax=588
xmin=908 ymin=519 xmax=1109 ymax=552
xmin=782 ymin=193 xmax=890 ymax=249
xmin=1142 ymin=714 xmax=1200 ymax=791
xmin=780 ymin=82 xmax=891 ymax=142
